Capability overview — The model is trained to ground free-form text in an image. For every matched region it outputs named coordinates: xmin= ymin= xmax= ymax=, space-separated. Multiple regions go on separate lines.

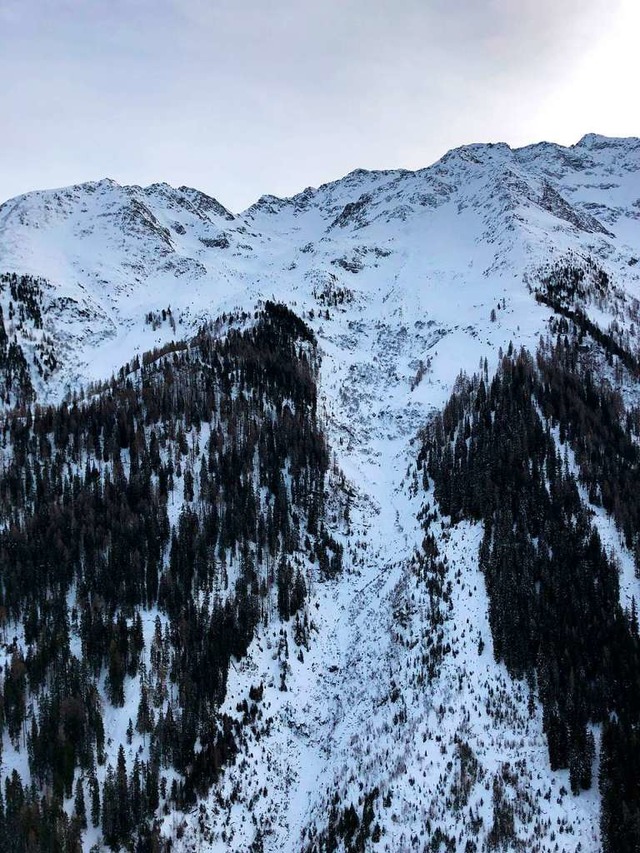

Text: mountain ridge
xmin=2 ymin=132 xmax=638 ymax=216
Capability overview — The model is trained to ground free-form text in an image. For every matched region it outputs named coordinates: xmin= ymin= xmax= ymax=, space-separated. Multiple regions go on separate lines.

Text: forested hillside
xmin=421 ymin=317 xmax=640 ymax=852
xmin=0 ymin=302 xmax=341 ymax=850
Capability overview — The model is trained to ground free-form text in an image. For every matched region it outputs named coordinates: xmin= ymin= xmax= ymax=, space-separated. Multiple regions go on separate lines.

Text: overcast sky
xmin=1 ymin=0 xmax=638 ymax=211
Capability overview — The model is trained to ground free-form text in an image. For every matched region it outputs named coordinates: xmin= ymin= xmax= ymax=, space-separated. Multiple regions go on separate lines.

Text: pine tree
xmin=89 ymin=769 xmax=100 ymax=827
xmin=74 ymin=777 xmax=87 ymax=830
xmin=116 ymin=744 xmax=130 ymax=841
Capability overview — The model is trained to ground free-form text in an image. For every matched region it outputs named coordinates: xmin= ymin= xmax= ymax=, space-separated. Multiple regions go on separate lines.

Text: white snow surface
xmin=1 ymin=134 xmax=640 ymax=851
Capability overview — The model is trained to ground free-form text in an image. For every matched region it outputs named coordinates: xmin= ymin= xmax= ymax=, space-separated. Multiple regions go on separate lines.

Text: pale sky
xmin=1 ymin=0 xmax=638 ymax=212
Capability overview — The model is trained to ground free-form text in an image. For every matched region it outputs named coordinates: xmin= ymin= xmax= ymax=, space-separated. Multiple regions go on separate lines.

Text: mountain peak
xmin=574 ymin=132 xmax=640 ymax=149
xmin=445 ymin=140 xmax=513 ymax=159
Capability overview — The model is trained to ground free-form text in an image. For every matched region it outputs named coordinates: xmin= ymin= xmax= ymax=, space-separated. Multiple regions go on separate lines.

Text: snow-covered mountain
xmin=0 ymin=133 xmax=638 ymax=404
xmin=1 ymin=134 xmax=640 ymax=852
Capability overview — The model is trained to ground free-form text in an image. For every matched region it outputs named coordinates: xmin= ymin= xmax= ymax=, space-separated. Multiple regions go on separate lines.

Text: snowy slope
xmin=1 ymin=135 xmax=640 ymax=851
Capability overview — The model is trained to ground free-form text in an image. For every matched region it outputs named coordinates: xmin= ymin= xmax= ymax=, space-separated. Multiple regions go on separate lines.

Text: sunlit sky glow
xmin=1 ymin=0 xmax=638 ymax=211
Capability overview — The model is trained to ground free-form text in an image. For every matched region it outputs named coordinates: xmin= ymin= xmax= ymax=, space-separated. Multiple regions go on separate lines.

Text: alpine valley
xmin=0 ymin=133 xmax=639 ymax=852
